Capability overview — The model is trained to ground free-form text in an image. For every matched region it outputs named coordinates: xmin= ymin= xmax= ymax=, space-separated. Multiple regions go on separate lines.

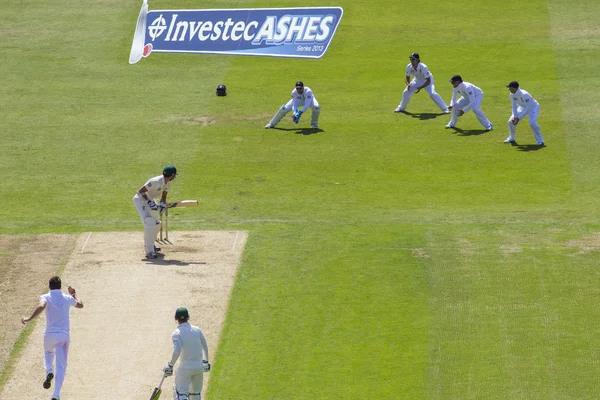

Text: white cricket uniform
xmin=448 ymin=81 xmax=493 ymax=129
xmin=267 ymin=86 xmax=321 ymax=128
xmin=132 ymin=175 xmax=170 ymax=255
xmin=398 ymin=62 xmax=448 ymax=112
xmin=170 ymin=322 xmax=209 ymax=400
xmin=41 ymin=289 xmax=78 ymax=399
xmin=507 ymin=88 xmax=544 ymax=144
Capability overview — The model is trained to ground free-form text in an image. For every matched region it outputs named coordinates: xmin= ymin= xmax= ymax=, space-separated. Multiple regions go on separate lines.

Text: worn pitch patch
xmin=0 ymin=231 xmax=247 ymax=400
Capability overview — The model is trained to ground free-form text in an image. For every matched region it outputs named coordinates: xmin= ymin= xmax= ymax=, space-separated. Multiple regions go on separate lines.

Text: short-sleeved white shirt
xmin=140 ymin=175 xmax=170 ymax=201
xmin=405 ymin=62 xmax=432 ymax=81
xmin=41 ymin=289 xmax=77 ymax=335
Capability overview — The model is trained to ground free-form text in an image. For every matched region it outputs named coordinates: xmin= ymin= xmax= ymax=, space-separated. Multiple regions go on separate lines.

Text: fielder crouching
xmin=265 ymin=81 xmax=320 ymax=130
xmin=163 ymin=307 xmax=210 ymax=400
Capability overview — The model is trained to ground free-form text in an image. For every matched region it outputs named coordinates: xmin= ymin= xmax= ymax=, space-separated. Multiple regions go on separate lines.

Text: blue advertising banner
xmin=129 ymin=2 xmax=343 ymax=64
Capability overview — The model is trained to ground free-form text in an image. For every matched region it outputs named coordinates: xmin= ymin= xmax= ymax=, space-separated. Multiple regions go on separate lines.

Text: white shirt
xmin=450 ymin=82 xmax=483 ymax=112
xmin=169 ymin=322 xmax=209 ymax=369
xmin=511 ymin=88 xmax=539 ymax=119
xmin=291 ymin=86 xmax=316 ymax=111
xmin=134 ymin=175 xmax=170 ymax=201
xmin=40 ymin=289 xmax=77 ymax=335
xmin=405 ymin=62 xmax=433 ymax=82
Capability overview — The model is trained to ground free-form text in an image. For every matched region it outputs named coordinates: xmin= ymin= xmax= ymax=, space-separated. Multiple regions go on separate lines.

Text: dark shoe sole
xmin=43 ymin=373 xmax=54 ymax=389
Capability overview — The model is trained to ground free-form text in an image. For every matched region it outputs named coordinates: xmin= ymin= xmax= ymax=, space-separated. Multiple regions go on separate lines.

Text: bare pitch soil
xmin=0 ymin=231 xmax=247 ymax=400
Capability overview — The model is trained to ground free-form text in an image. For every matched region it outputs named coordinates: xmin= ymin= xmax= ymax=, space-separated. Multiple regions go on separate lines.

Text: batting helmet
xmin=163 ymin=165 xmax=177 ymax=177
xmin=216 ymin=84 xmax=227 ymax=96
xmin=175 ymin=307 xmax=189 ymax=320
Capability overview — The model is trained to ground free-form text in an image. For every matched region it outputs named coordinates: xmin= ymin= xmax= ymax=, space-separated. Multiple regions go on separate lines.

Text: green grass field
xmin=2 ymin=0 xmax=600 ymax=398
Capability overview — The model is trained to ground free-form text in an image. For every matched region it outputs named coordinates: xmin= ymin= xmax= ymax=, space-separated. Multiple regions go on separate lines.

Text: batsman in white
xmin=163 ymin=307 xmax=210 ymax=400
xmin=21 ymin=276 xmax=84 ymax=400
xmin=394 ymin=53 xmax=449 ymax=113
xmin=265 ymin=81 xmax=320 ymax=129
xmin=132 ymin=165 xmax=177 ymax=259
xmin=504 ymin=81 xmax=544 ymax=145
xmin=446 ymin=75 xmax=494 ymax=131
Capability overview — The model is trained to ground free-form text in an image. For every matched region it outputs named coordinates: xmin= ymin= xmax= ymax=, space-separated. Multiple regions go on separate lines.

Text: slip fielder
xmin=132 ymin=165 xmax=177 ymax=259
xmin=504 ymin=81 xmax=545 ymax=145
xmin=394 ymin=53 xmax=449 ymax=114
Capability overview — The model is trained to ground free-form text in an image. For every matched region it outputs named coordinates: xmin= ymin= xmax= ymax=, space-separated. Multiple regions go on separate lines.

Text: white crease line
xmin=232 ymin=231 xmax=239 ymax=252
xmin=80 ymin=232 xmax=92 ymax=252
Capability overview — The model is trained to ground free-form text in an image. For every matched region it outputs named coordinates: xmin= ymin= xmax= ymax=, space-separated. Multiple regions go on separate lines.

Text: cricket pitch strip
xmin=0 ymin=230 xmax=247 ymax=400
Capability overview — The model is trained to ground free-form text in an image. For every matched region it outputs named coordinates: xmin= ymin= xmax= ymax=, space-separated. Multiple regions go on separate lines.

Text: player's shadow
xmin=272 ymin=127 xmax=323 ymax=135
xmin=451 ymin=127 xmax=489 ymax=136
xmin=142 ymin=254 xmax=207 ymax=266
xmin=517 ymin=144 xmax=545 ymax=152
xmin=403 ymin=111 xmax=446 ymax=120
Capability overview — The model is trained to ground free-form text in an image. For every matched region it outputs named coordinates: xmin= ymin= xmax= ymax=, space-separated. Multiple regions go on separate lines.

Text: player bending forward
xmin=163 ymin=307 xmax=210 ymax=400
xmin=394 ymin=53 xmax=449 ymax=114
xmin=265 ymin=81 xmax=320 ymax=129
xmin=132 ymin=165 xmax=177 ymax=259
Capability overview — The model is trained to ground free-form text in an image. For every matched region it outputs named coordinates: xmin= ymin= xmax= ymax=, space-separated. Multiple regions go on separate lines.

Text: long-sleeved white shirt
xmin=450 ymin=82 xmax=483 ymax=113
xmin=169 ymin=322 xmax=209 ymax=368
xmin=510 ymin=88 xmax=539 ymax=119
xmin=291 ymin=86 xmax=316 ymax=111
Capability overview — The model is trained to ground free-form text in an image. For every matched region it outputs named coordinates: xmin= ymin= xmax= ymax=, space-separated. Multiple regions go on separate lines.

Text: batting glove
xmin=203 ymin=361 xmax=211 ymax=372
xmin=163 ymin=364 xmax=174 ymax=376
xmin=159 ymin=202 xmax=167 ymax=213
xmin=147 ymin=200 xmax=158 ymax=210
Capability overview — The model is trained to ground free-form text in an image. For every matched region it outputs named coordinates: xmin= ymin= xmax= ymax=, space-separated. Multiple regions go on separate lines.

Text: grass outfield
xmin=2 ymin=0 xmax=600 ymax=398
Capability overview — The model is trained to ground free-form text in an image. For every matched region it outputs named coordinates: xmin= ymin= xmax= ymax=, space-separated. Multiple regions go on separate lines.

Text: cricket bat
xmin=149 ymin=374 xmax=166 ymax=400
xmin=167 ymin=200 xmax=198 ymax=208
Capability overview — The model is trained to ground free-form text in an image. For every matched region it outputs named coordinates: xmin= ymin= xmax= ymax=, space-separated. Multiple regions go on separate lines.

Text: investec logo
xmin=148 ymin=14 xmax=336 ymax=45
xmin=130 ymin=6 xmax=343 ymax=61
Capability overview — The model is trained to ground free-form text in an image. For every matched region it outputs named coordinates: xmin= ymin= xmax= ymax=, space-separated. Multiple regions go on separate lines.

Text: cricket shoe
xmin=443 ymin=109 xmax=450 ymax=114
xmin=486 ymin=123 xmax=494 ymax=131
xmin=154 ymin=246 xmax=161 ymax=253
xmin=445 ymin=124 xmax=455 ymax=129
xmin=504 ymin=137 xmax=516 ymax=143
xmin=393 ymin=107 xmax=405 ymax=113
xmin=43 ymin=373 xmax=54 ymax=389
xmin=265 ymin=123 xmax=273 ymax=129
xmin=311 ymin=125 xmax=319 ymax=129
xmin=146 ymin=251 xmax=158 ymax=259
xmin=537 ymin=141 xmax=545 ymax=145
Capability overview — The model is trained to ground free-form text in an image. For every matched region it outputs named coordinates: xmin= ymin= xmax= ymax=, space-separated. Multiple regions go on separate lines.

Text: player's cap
xmin=409 ymin=52 xmax=420 ymax=60
xmin=449 ymin=75 xmax=463 ymax=83
xmin=163 ymin=165 xmax=177 ymax=177
xmin=295 ymin=81 xmax=304 ymax=89
xmin=506 ymin=81 xmax=519 ymax=89
xmin=175 ymin=307 xmax=189 ymax=320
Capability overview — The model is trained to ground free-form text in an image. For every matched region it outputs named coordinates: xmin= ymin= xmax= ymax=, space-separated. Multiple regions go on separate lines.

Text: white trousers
xmin=448 ymin=95 xmax=492 ymax=129
xmin=269 ymin=98 xmax=321 ymax=128
xmin=398 ymin=79 xmax=448 ymax=111
xmin=132 ymin=196 xmax=160 ymax=254
xmin=507 ymin=105 xmax=544 ymax=143
xmin=44 ymin=332 xmax=70 ymax=398
xmin=173 ymin=366 xmax=204 ymax=399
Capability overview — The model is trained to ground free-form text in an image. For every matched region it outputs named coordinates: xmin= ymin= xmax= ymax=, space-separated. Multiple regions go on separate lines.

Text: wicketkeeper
xmin=132 ymin=165 xmax=177 ymax=259
xmin=163 ymin=307 xmax=210 ymax=400
xmin=265 ymin=81 xmax=320 ymax=129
